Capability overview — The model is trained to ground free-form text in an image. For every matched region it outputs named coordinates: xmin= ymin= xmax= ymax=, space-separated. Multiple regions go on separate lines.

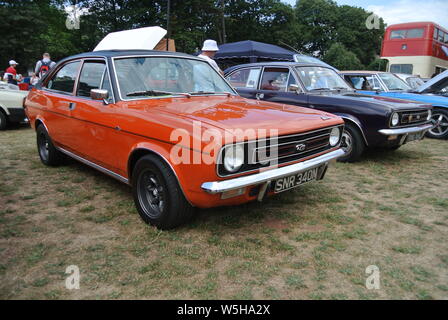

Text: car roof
xmin=340 ymin=71 xmax=387 ymax=74
xmin=225 ymin=61 xmax=330 ymax=73
xmin=58 ymin=50 xmax=197 ymax=62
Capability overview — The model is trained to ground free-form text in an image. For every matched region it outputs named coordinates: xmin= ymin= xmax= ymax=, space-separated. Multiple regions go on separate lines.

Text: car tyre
xmin=36 ymin=124 xmax=64 ymax=166
xmin=0 ymin=111 xmax=7 ymax=130
xmin=338 ymin=122 xmax=365 ymax=162
xmin=132 ymin=154 xmax=194 ymax=229
xmin=426 ymin=109 xmax=448 ymax=139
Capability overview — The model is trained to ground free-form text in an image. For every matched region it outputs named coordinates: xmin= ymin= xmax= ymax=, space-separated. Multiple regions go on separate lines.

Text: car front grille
xmin=217 ymin=125 xmax=343 ymax=177
xmin=399 ymin=110 xmax=429 ymax=126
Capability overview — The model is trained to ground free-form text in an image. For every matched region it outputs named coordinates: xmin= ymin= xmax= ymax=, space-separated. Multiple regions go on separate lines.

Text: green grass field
xmin=1 ymin=125 xmax=447 ymax=299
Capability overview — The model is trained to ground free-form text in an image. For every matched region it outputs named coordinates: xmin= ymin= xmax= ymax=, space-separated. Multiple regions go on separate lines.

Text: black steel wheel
xmin=132 ymin=154 xmax=194 ymax=229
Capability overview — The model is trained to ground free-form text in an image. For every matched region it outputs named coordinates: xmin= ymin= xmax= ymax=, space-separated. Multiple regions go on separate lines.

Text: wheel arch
xmin=333 ymin=113 xmax=369 ymax=146
xmin=127 ymin=146 xmax=193 ymax=206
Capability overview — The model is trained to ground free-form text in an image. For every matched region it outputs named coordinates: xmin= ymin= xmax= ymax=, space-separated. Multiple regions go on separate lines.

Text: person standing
xmin=198 ymin=39 xmax=223 ymax=75
xmin=4 ymin=60 xmax=20 ymax=84
xmin=34 ymin=53 xmax=56 ymax=79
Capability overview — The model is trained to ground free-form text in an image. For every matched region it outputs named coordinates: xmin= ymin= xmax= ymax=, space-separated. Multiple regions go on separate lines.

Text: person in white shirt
xmin=193 ymin=39 xmax=225 ymax=92
xmin=198 ymin=39 xmax=223 ymax=75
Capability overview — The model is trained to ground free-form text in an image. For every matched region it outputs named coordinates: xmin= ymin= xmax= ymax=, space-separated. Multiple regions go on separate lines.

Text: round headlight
xmin=391 ymin=112 xmax=399 ymax=126
xmin=329 ymin=127 xmax=341 ymax=147
xmin=223 ymin=144 xmax=244 ymax=173
xmin=427 ymin=109 xmax=432 ymax=121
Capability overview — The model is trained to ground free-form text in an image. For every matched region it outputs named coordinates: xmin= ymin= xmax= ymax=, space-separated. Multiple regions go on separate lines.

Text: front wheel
xmin=132 ymin=154 xmax=194 ymax=229
xmin=338 ymin=122 xmax=365 ymax=162
xmin=426 ymin=109 xmax=448 ymax=139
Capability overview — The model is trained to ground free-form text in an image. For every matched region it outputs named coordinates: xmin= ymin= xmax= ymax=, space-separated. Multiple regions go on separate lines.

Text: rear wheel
xmin=338 ymin=122 xmax=365 ymax=162
xmin=36 ymin=125 xmax=64 ymax=166
xmin=426 ymin=109 xmax=448 ymax=139
xmin=0 ymin=111 xmax=7 ymax=130
xmin=132 ymin=154 xmax=194 ymax=229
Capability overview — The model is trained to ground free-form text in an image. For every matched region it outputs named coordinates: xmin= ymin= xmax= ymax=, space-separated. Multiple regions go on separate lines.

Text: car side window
xmin=260 ymin=68 xmax=289 ymax=91
xmin=77 ymin=61 xmax=107 ymax=98
xmin=46 ymin=61 xmax=80 ymax=93
xmin=226 ymin=68 xmax=261 ymax=89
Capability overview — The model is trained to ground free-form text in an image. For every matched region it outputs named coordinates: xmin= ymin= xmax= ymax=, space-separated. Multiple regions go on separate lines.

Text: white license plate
xmin=273 ymin=167 xmax=320 ymax=193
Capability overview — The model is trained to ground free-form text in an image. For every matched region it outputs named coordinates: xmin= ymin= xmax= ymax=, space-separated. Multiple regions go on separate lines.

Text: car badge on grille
xmin=409 ymin=115 xmax=413 ymax=121
xmin=295 ymin=143 xmax=306 ymax=151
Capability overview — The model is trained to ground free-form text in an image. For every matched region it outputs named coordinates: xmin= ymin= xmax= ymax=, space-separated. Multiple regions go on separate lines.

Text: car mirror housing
xmin=288 ymin=84 xmax=300 ymax=93
xmin=90 ymin=89 xmax=109 ymax=103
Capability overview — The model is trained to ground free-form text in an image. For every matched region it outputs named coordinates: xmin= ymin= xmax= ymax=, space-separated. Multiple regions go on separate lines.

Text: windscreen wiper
xmin=188 ymin=91 xmax=231 ymax=96
xmin=126 ymin=90 xmax=191 ymax=97
xmin=309 ymin=88 xmax=331 ymax=91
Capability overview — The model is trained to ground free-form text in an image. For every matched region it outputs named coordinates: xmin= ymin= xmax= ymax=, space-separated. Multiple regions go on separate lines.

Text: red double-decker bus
xmin=381 ymin=21 xmax=448 ymax=78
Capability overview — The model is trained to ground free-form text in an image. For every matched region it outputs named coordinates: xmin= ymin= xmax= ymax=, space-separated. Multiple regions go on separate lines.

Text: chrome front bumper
xmin=201 ymin=149 xmax=345 ymax=194
xmin=378 ymin=122 xmax=433 ymax=135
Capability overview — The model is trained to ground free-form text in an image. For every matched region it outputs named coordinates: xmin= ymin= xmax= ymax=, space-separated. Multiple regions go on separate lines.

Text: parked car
xmin=225 ymin=62 xmax=434 ymax=162
xmin=0 ymin=83 xmax=29 ymax=130
xmin=24 ymin=50 xmax=346 ymax=229
xmin=394 ymin=73 xmax=425 ymax=90
xmin=340 ymin=70 xmax=448 ymax=139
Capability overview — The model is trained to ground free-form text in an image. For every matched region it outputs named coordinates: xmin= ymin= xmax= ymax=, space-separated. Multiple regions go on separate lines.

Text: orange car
xmin=25 ymin=50 xmax=345 ymax=229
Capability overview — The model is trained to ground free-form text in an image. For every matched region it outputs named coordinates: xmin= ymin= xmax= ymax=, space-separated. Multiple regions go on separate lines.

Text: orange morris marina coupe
xmin=24 ymin=50 xmax=345 ymax=229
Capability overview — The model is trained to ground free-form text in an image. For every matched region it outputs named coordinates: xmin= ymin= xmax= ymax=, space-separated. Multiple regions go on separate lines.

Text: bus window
xmin=438 ymin=30 xmax=444 ymax=42
xmin=434 ymin=28 xmax=439 ymax=39
xmin=390 ymin=64 xmax=413 ymax=75
xmin=391 ymin=30 xmax=406 ymax=39
xmin=444 ymin=33 xmax=448 ymax=44
xmin=407 ymin=28 xmax=424 ymax=38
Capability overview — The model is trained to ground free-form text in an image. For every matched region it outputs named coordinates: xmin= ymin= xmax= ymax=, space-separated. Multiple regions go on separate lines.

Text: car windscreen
xmin=295 ymin=66 xmax=352 ymax=91
xmin=113 ymin=56 xmax=235 ymax=99
xmin=377 ymin=73 xmax=411 ymax=91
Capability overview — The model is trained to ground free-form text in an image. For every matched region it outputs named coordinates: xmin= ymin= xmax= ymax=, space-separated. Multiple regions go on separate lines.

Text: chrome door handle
xmin=68 ymin=102 xmax=76 ymax=110
xmin=255 ymin=93 xmax=264 ymax=100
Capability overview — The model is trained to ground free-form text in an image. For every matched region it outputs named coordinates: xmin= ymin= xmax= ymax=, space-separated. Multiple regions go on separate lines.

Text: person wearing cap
xmin=198 ymin=39 xmax=223 ymax=75
xmin=4 ymin=60 xmax=21 ymax=85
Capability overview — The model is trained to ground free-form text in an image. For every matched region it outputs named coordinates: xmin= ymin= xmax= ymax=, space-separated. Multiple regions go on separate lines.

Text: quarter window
xmin=260 ymin=68 xmax=290 ymax=91
xmin=226 ymin=68 xmax=261 ymax=89
xmin=47 ymin=61 xmax=80 ymax=93
xmin=77 ymin=61 xmax=107 ymax=97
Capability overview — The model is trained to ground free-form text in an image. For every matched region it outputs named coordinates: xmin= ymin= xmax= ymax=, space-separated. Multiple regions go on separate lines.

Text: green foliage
xmin=0 ymin=0 xmax=386 ymax=72
xmin=367 ymin=58 xmax=388 ymax=71
xmin=323 ymin=43 xmax=363 ymax=70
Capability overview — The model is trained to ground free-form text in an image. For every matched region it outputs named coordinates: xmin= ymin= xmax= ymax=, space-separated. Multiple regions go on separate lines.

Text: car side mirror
xmin=288 ymin=84 xmax=300 ymax=93
xmin=90 ymin=89 xmax=109 ymax=104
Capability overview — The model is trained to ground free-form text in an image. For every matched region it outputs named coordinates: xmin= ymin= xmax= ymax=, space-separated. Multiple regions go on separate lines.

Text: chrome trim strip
xmin=378 ymin=123 xmax=434 ymax=135
xmin=202 ymin=148 xmax=345 ymax=194
xmin=56 ymin=147 xmax=129 ymax=184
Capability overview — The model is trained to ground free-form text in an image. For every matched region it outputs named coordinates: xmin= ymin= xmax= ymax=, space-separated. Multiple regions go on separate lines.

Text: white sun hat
xmin=9 ymin=60 xmax=18 ymax=65
xmin=201 ymin=39 xmax=219 ymax=51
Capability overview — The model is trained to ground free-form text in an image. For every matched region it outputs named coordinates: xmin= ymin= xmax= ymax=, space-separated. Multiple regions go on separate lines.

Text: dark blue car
xmin=225 ymin=62 xmax=434 ymax=162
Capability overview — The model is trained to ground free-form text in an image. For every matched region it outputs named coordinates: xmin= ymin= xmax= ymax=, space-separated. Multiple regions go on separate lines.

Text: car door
xmin=225 ymin=67 xmax=261 ymax=99
xmin=43 ymin=60 xmax=82 ymax=150
xmin=68 ymin=59 xmax=122 ymax=172
xmin=255 ymin=67 xmax=309 ymax=107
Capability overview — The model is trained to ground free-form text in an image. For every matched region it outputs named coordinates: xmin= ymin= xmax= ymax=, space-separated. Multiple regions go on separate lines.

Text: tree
xmin=323 ymin=42 xmax=363 ymax=70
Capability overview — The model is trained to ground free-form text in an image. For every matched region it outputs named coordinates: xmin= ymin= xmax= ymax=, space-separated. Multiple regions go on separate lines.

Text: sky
xmin=281 ymin=0 xmax=448 ymax=30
